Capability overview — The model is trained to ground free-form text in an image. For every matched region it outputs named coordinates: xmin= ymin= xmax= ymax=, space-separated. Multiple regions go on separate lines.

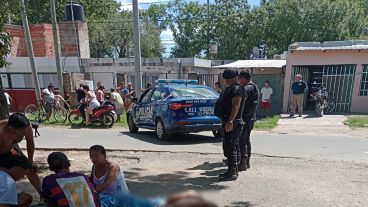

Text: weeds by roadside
xmin=344 ymin=117 xmax=368 ymax=128
xmin=254 ymin=115 xmax=280 ymax=130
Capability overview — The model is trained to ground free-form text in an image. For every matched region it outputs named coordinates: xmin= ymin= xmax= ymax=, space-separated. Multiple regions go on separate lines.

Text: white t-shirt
xmin=261 ymin=87 xmax=273 ymax=102
xmin=4 ymin=92 xmax=11 ymax=105
xmin=42 ymin=88 xmax=55 ymax=104
xmin=0 ymin=171 xmax=18 ymax=205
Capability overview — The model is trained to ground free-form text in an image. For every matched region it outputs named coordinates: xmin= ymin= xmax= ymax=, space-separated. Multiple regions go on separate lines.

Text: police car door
xmin=135 ymin=89 xmax=153 ymax=126
xmin=148 ymin=88 xmax=165 ymax=128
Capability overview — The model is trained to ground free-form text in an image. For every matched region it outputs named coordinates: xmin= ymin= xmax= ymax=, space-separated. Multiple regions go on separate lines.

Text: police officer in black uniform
xmin=238 ymin=71 xmax=259 ymax=171
xmin=216 ymin=69 xmax=246 ymax=181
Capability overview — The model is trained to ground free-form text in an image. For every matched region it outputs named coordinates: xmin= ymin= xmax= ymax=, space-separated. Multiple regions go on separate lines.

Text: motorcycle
xmin=310 ymin=87 xmax=329 ymax=117
xmin=68 ymin=103 xmax=116 ymax=128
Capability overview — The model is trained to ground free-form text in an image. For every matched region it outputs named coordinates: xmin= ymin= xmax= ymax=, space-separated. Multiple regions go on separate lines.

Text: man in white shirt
xmin=260 ymin=80 xmax=273 ymax=117
xmin=42 ymin=84 xmax=55 ymax=121
xmin=0 ymin=153 xmax=33 ymax=207
xmin=110 ymin=88 xmax=124 ymax=122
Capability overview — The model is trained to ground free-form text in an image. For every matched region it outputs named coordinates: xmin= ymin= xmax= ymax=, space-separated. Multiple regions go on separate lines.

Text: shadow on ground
xmin=225 ymin=201 xmax=256 ymax=207
xmin=120 ymin=131 xmax=222 ymax=145
xmin=126 ymin=161 xmax=229 ymax=197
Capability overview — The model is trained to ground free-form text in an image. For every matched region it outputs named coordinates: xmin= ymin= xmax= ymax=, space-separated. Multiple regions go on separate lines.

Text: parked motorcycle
xmin=68 ymin=105 xmax=116 ymax=127
xmin=310 ymin=86 xmax=331 ymax=117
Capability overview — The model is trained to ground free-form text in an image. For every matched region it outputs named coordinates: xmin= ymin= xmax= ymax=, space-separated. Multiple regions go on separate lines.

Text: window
xmin=170 ymin=87 xmax=218 ymax=99
xmin=151 ymin=89 xmax=165 ymax=101
xmin=359 ymin=65 xmax=368 ymax=96
xmin=140 ymin=89 xmax=152 ymax=103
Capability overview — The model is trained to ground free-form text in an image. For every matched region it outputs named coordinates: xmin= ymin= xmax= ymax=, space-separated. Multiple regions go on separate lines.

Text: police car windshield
xmin=170 ymin=87 xmax=218 ymax=98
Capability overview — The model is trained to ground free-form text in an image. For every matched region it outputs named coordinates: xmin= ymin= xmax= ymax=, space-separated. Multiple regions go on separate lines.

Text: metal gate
xmin=322 ymin=65 xmax=356 ymax=113
xmin=198 ymin=74 xmax=220 ymax=88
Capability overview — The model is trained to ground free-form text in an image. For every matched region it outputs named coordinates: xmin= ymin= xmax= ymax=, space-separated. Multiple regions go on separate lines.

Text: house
xmin=283 ymin=40 xmax=368 ymax=114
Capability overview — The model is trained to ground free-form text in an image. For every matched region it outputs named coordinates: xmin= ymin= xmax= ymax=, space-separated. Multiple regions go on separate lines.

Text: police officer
xmin=217 ymin=69 xmax=246 ymax=182
xmin=238 ymin=71 xmax=259 ymax=171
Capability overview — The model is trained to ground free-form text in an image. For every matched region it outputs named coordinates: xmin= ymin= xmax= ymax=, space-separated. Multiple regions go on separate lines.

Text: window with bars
xmin=359 ymin=65 xmax=368 ymax=96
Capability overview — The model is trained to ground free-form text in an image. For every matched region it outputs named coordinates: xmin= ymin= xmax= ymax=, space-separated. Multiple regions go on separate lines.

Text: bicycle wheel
xmin=24 ymin=104 xmax=39 ymax=121
xmin=54 ymin=107 xmax=68 ymax=123
xmin=324 ymin=99 xmax=336 ymax=114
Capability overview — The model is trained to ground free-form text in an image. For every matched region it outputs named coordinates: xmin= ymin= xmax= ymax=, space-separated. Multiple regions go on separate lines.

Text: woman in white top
xmin=83 ymin=85 xmax=100 ymax=125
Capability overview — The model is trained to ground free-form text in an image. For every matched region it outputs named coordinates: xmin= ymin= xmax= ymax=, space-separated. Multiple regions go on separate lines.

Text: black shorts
xmin=44 ymin=103 xmax=53 ymax=113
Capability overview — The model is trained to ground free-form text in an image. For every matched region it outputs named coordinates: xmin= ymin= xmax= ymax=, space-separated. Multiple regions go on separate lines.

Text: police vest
xmin=243 ymin=82 xmax=259 ymax=118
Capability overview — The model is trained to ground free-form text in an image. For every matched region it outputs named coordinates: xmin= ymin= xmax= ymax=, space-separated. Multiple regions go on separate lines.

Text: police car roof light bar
xmin=155 ymin=79 xmax=199 ymax=85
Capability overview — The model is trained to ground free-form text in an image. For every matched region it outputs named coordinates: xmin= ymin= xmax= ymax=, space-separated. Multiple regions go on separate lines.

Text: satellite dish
xmin=253 ymin=47 xmax=260 ymax=59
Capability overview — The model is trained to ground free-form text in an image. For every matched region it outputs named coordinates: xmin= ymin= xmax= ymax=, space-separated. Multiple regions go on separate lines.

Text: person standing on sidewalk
xmin=238 ymin=71 xmax=259 ymax=171
xmin=216 ymin=69 xmax=245 ymax=182
xmin=260 ymin=80 xmax=273 ymax=117
xmin=290 ymin=74 xmax=308 ymax=117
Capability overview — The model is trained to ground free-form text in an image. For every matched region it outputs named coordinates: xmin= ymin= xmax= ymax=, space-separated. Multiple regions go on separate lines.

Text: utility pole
xmin=19 ymin=0 xmax=41 ymax=101
xmin=133 ymin=0 xmax=142 ymax=96
xmin=206 ymin=0 xmax=210 ymax=58
xmin=50 ymin=0 xmax=64 ymax=95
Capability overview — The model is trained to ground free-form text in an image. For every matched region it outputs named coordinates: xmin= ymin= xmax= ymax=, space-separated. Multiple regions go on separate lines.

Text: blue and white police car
xmin=127 ymin=79 xmax=222 ymax=140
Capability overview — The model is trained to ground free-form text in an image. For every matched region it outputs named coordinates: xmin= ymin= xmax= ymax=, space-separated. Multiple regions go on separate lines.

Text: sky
xmin=118 ymin=0 xmax=261 ymax=56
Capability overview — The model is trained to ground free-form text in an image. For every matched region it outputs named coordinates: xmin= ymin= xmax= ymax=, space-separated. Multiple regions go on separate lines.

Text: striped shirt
xmin=42 ymin=172 xmax=99 ymax=207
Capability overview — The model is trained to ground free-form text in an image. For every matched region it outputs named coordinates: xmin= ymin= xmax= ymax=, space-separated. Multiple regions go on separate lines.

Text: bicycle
xmin=24 ymin=100 xmax=68 ymax=123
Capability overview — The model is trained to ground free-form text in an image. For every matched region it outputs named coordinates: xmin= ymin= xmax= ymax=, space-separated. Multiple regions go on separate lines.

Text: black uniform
xmin=239 ymin=82 xmax=259 ymax=170
xmin=220 ymin=83 xmax=246 ymax=169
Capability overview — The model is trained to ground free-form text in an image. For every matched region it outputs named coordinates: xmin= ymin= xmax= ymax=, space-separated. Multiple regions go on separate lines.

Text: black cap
xmin=222 ymin=69 xmax=239 ymax=80
xmin=47 ymin=152 xmax=70 ymax=171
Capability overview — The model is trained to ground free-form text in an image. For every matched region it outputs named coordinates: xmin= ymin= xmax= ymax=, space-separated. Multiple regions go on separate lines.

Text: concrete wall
xmin=283 ymin=49 xmax=368 ymax=113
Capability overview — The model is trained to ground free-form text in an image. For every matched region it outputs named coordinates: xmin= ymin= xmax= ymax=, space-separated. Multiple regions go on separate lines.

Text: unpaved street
xmin=19 ymin=150 xmax=368 ymax=207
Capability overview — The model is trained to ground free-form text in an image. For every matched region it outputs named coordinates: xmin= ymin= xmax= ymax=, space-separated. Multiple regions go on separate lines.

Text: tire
xmin=127 ymin=114 xmax=138 ymax=133
xmin=102 ymin=113 xmax=115 ymax=128
xmin=212 ymin=129 xmax=224 ymax=138
xmin=54 ymin=107 xmax=68 ymax=123
xmin=24 ymin=104 xmax=39 ymax=121
xmin=68 ymin=111 xmax=84 ymax=125
xmin=155 ymin=118 xmax=169 ymax=140
xmin=324 ymin=99 xmax=336 ymax=114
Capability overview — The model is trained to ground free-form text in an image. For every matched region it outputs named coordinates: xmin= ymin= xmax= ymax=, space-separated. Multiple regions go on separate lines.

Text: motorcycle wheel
xmin=68 ymin=111 xmax=84 ymax=125
xmin=102 ymin=113 xmax=115 ymax=128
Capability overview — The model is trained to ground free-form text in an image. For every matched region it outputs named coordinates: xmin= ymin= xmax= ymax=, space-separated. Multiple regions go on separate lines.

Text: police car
xmin=127 ymin=79 xmax=222 ymax=140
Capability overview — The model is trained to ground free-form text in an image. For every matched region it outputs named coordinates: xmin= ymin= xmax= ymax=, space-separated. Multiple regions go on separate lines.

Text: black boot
xmin=238 ymin=158 xmax=248 ymax=172
xmin=219 ymin=168 xmax=238 ymax=182
xmin=246 ymin=160 xmax=250 ymax=169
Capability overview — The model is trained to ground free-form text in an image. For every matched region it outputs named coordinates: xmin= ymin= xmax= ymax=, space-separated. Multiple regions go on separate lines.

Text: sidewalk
xmin=271 ymin=114 xmax=368 ymax=138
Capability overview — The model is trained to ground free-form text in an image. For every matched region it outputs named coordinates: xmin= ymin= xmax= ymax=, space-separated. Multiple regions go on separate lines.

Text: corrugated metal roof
xmin=291 ymin=40 xmax=368 ymax=51
xmin=214 ymin=59 xmax=286 ymax=69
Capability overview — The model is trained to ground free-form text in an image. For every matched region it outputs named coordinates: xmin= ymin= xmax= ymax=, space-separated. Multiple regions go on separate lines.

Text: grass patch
xmin=344 ymin=117 xmax=368 ymax=128
xmin=254 ymin=115 xmax=280 ymax=130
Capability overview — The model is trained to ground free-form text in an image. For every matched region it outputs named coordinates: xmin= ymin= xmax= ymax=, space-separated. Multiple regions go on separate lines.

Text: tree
xmin=267 ymin=0 xmax=367 ymax=56
xmin=0 ymin=5 xmax=11 ymax=119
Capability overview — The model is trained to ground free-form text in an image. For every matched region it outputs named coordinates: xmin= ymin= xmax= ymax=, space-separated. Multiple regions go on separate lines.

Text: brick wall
xmin=5 ymin=21 xmax=90 ymax=58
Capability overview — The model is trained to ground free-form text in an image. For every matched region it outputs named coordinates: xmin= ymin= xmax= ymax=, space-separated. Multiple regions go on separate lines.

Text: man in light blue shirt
xmin=0 ymin=153 xmax=33 ymax=207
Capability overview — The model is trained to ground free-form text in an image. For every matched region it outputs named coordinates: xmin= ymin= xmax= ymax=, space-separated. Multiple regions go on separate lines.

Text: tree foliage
xmin=169 ymin=0 xmax=368 ymax=59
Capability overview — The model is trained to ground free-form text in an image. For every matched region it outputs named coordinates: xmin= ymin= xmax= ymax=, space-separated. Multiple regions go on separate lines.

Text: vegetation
xmin=254 ymin=115 xmax=280 ymax=130
xmin=344 ymin=117 xmax=368 ymax=128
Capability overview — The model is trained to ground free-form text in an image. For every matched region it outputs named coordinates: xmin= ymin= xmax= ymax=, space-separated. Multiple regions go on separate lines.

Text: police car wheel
xmin=128 ymin=115 xmax=139 ymax=133
xmin=156 ymin=119 xmax=169 ymax=140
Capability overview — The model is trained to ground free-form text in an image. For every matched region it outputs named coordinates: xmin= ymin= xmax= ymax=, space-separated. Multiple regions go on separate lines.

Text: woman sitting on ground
xmin=89 ymin=145 xmax=129 ymax=205
xmin=83 ymin=85 xmax=100 ymax=125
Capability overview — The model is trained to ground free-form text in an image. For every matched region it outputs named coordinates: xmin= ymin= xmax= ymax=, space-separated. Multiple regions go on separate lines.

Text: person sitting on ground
xmin=0 ymin=113 xmax=42 ymax=194
xmin=42 ymin=152 xmax=100 ymax=207
xmin=83 ymin=85 xmax=101 ymax=125
xmin=89 ymin=145 xmax=129 ymax=205
xmin=0 ymin=153 xmax=33 ymax=207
